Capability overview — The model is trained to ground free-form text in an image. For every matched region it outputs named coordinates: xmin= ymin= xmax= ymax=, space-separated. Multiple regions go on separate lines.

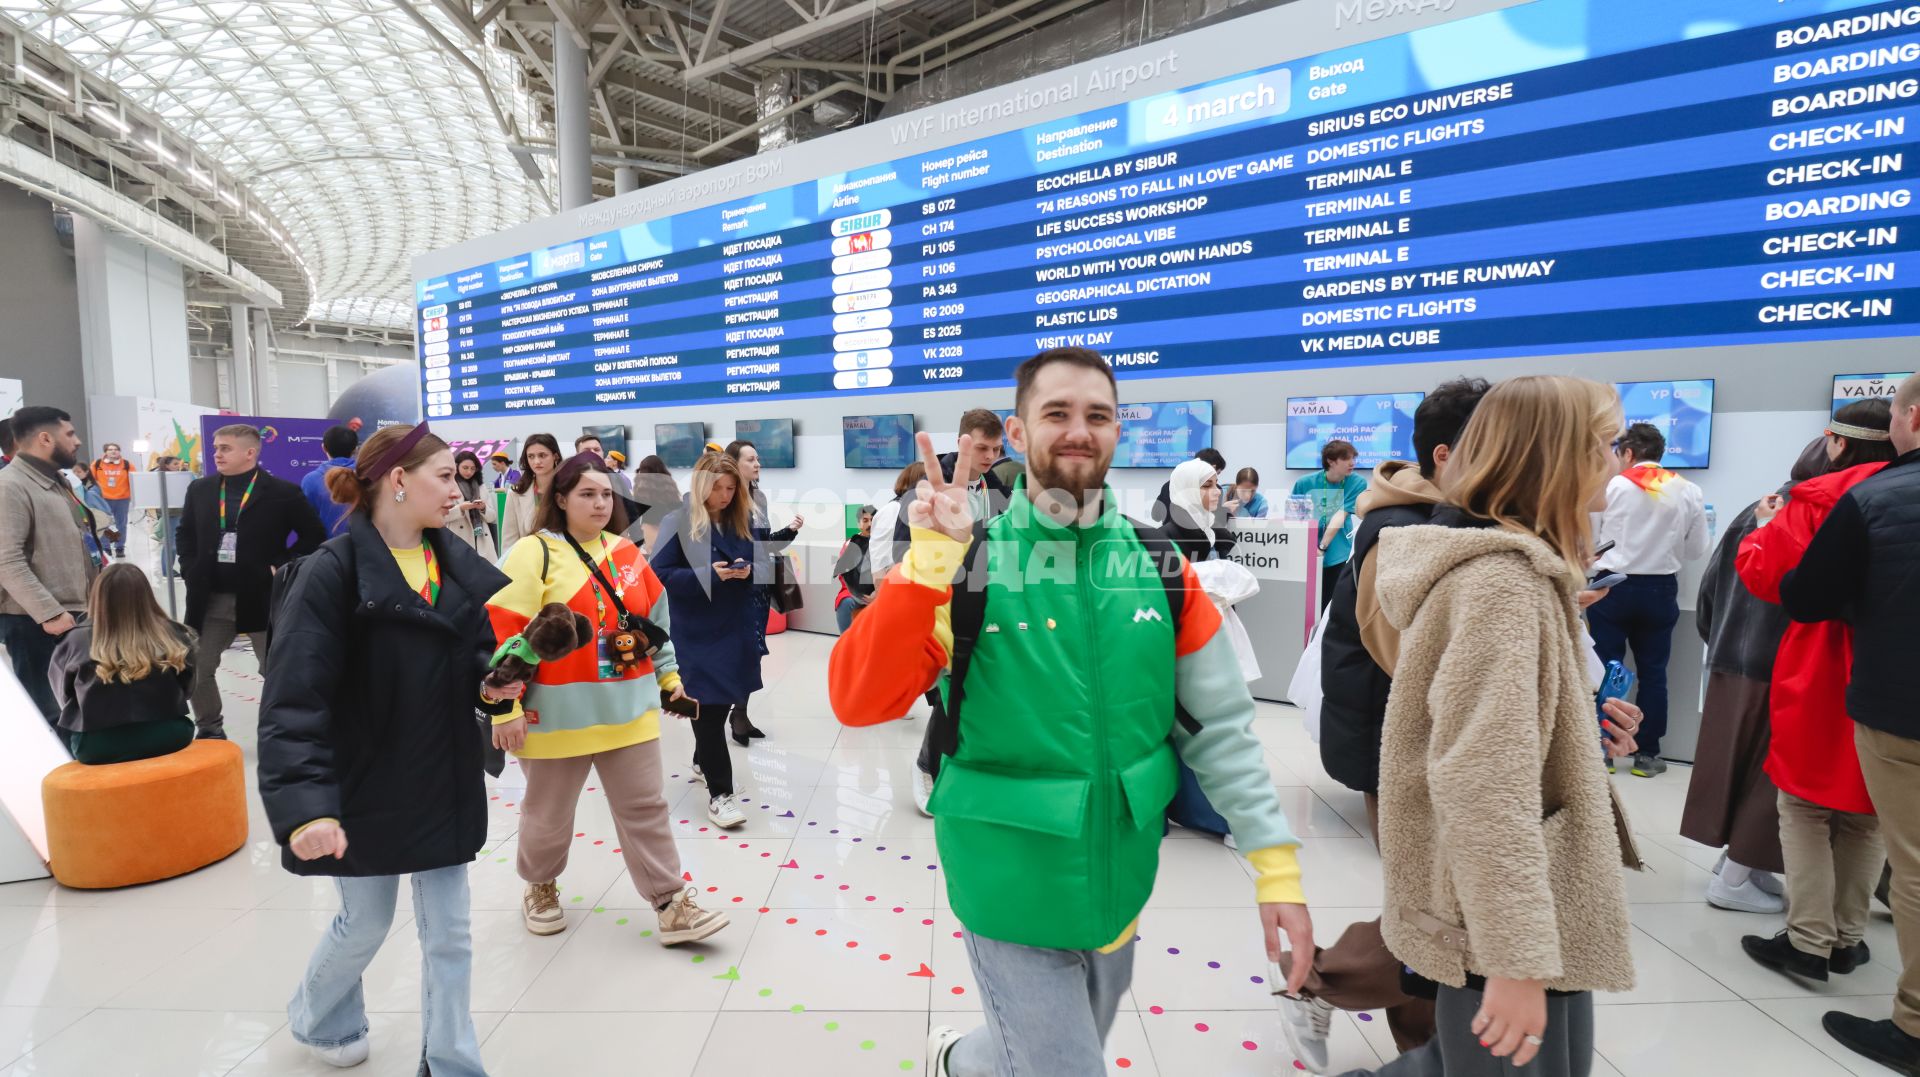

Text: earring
xmin=395 ymin=490 xmax=407 ymax=503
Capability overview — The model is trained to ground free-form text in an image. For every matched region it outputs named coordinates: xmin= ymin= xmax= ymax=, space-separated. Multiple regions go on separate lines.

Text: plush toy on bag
xmin=485 ymin=602 xmax=594 ymax=693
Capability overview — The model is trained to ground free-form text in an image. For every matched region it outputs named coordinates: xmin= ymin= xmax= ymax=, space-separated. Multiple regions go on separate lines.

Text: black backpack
xmin=928 ymin=517 xmax=1203 ymax=758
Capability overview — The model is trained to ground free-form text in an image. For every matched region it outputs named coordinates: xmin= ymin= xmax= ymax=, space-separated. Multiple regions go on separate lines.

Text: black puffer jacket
xmin=257 ymin=514 xmax=509 ymax=877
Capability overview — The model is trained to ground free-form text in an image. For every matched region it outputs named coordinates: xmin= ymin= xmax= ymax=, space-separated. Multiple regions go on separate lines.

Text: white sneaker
xmin=1708 ymin=869 xmax=1785 ymax=913
xmin=691 ymin=763 xmax=705 ymax=786
xmin=1751 ymin=870 xmax=1786 ymax=898
xmin=709 ymin=794 xmax=746 ymax=828
xmin=657 ymin=885 xmax=730 ymax=945
xmin=1275 ymin=986 xmax=1334 ymax=1074
xmin=913 ymin=768 xmax=936 ymax=818
xmin=311 ymin=1038 xmax=370 ymax=1068
xmin=927 ymin=1025 xmax=965 ymax=1077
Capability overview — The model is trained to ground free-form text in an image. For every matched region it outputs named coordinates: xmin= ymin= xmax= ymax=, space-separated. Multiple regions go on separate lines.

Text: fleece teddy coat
xmin=1373 ymin=523 xmax=1642 ymax=994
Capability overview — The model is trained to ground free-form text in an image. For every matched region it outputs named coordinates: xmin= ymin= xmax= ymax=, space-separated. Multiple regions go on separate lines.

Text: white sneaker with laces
xmin=657 ymin=885 xmax=730 ymax=945
xmin=927 ymin=1025 xmax=965 ymax=1077
xmin=311 ymin=1038 xmax=370 ymax=1068
xmin=913 ymin=768 xmax=936 ymax=818
xmin=1275 ymin=988 xmax=1335 ymax=1074
xmin=709 ymin=793 xmax=746 ymax=828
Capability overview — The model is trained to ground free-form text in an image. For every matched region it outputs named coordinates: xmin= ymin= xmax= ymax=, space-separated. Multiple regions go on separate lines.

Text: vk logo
xmin=1132 ymin=608 xmax=1163 ymax=624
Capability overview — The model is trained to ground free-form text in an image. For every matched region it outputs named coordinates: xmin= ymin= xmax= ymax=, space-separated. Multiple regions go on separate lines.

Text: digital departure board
xmin=417 ymin=0 xmax=1920 ymax=420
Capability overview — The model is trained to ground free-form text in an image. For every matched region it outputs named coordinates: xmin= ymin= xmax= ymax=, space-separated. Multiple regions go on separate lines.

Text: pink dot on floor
xmin=759 ymin=907 xmax=771 ymax=913
xmin=951 ymin=986 xmax=965 ymax=995
xmin=1149 ymin=1006 xmax=1164 ymax=1015
xmin=922 ymin=919 xmax=934 ymax=926
xmin=1242 ymin=1041 xmax=1258 ymax=1051
xmin=707 ymin=886 xmax=719 ymax=893
xmin=815 ymin=929 xmax=828 ymax=936
xmin=839 ymin=884 xmax=850 ymax=891
xmin=1194 ymin=1022 xmax=1210 ymax=1033
xmin=739 ymin=842 xmax=750 ymax=848
xmin=699 ymin=827 xmax=709 ymax=833
xmin=593 ymin=840 xmax=604 ymax=846
xmin=846 ymin=941 xmax=858 ymax=948
xmin=879 ymin=953 xmax=892 ymax=961
xmin=732 ymin=896 xmax=744 ymax=903
xmin=1116 ymin=1059 xmax=1132 ymax=1069
xmin=612 ymin=848 xmax=621 ymax=853
xmin=893 ymin=907 xmax=904 ymax=913
xmin=761 ymin=852 xmax=771 ymax=858
xmin=1294 ymin=1062 xmax=1307 ymax=1071
xmin=786 ymin=918 xmax=798 ymax=924
xmin=865 ymin=896 xmax=876 ymax=902
xmin=679 ymin=819 xmax=689 ymax=824
xmin=952 ymin=931 xmax=962 ymax=939
xmin=814 ymin=874 xmax=826 ymax=880
xmin=586 ymin=787 xmax=596 ymax=792
xmin=575 ymin=833 xmax=585 ymax=838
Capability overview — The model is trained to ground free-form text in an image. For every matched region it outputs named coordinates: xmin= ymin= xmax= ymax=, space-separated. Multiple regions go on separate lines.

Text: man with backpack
xmin=830 ymin=347 xmax=1313 ymax=1076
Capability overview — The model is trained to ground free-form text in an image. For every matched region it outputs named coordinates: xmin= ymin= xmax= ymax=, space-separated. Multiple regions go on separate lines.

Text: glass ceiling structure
xmin=0 ymin=0 xmax=554 ymax=329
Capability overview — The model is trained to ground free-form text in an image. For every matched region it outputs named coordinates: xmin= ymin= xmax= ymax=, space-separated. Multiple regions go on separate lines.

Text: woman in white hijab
xmin=1164 ymin=457 xmax=1234 ymax=562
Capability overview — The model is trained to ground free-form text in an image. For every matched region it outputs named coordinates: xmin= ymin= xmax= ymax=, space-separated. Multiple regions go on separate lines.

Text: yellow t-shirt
xmin=389 ymin=545 xmax=430 ymax=599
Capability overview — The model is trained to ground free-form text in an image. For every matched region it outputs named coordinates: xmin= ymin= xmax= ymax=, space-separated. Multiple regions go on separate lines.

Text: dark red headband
xmin=367 ymin=421 xmax=434 ymax=480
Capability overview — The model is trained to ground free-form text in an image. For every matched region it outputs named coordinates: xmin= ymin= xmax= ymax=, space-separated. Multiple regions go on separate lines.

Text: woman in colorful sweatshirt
xmin=487 ymin=452 xmax=728 ymax=946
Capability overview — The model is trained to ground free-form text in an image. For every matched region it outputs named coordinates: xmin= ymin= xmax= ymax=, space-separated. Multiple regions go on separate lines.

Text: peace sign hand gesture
xmin=908 ymin=431 xmax=977 ymax=543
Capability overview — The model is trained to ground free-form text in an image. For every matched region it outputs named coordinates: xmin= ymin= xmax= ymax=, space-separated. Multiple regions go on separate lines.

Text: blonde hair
xmin=688 ymin=452 xmax=752 ymax=542
xmin=1442 ymin=375 xmax=1621 ymax=581
xmin=88 ymin=563 xmax=193 ymax=684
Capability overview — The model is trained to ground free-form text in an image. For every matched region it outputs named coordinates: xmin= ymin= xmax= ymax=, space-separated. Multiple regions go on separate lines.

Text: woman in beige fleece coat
xmin=1354 ymin=376 xmax=1643 ymax=1077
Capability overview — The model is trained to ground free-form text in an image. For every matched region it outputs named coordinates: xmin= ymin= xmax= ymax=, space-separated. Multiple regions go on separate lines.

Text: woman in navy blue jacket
xmin=649 ymin=451 xmax=768 ymax=829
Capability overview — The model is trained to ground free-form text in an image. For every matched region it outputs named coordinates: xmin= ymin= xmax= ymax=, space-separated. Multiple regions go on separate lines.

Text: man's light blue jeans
xmin=288 ymin=864 xmax=487 ymax=1077
xmin=945 ymin=931 xmax=1135 ymax=1076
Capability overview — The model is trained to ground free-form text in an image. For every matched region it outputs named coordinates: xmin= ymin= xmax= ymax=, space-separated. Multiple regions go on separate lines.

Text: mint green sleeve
xmin=646 ymin=585 xmax=679 ymax=681
xmin=1171 ymin=630 xmax=1299 ymax=857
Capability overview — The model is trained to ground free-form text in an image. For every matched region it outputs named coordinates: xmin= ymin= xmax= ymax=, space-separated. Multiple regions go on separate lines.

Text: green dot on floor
xmin=789 ymin=1003 xmax=804 ymax=1013
xmin=571 ymin=895 xmax=584 ymax=903
xmin=496 ymin=858 xmax=506 ymax=863
xmin=691 ymin=954 xmax=706 ymax=964
xmin=593 ymin=907 xmax=605 ymax=913
xmin=900 ymin=1063 xmax=915 ymax=1071
xmin=824 ymin=1021 xmax=839 ymax=1031
xmin=615 ymin=918 xmax=629 ymax=925
xmin=860 ymin=1040 xmax=876 ymax=1051
xmin=639 ymin=929 xmax=653 ymax=937
xmin=757 ymin=988 xmax=773 ymax=997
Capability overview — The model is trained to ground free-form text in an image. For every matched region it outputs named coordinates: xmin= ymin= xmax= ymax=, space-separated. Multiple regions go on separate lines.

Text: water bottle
xmin=1704 ymin=502 xmax=1718 ymax=542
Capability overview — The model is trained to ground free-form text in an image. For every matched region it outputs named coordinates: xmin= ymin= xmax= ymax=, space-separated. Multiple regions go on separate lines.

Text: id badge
xmin=595 ymin=633 xmax=617 ymax=681
xmin=217 ymin=532 xmax=238 ymax=563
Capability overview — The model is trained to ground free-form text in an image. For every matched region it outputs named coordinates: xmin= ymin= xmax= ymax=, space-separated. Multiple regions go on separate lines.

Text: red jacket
xmin=1736 ymin=463 xmax=1887 ymax=814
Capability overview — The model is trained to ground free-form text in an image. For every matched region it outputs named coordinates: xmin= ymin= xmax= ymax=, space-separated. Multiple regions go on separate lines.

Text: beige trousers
xmin=1777 ymin=790 xmax=1884 ymax=957
xmin=1857 ymin=724 xmax=1920 ymax=1036
xmin=516 ymin=738 xmax=685 ymax=908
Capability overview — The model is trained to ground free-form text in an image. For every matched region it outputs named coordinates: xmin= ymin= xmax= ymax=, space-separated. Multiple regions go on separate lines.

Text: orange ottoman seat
xmin=41 ymin=739 xmax=249 ymax=889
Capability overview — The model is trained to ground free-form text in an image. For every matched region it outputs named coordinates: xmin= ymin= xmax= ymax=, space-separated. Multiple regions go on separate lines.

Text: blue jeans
xmin=1585 ymin=573 xmax=1679 ymax=756
xmin=835 ymin=595 xmax=860 ymax=632
xmin=289 ymin=865 xmax=487 ymax=1077
xmin=945 ymin=931 xmax=1135 ymax=1076
xmin=1165 ymin=758 xmax=1230 ymax=836
xmin=0 ymin=612 xmax=61 ymax=723
xmin=105 ymin=498 xmax=130 ymax=554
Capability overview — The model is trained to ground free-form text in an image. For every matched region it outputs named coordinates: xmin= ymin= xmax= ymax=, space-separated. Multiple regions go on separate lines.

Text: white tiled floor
xmin=0 ymin=631 xmax=1905 ymax=1076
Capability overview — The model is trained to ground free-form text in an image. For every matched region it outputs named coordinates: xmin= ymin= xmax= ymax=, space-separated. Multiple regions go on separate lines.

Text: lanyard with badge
xmin=416 ymin=544 xmax=441 ymax=605
xmin=561 ymin=531 xmax=661 ymax=680
xmin=216 ymin=470 xmax=258 ymax=563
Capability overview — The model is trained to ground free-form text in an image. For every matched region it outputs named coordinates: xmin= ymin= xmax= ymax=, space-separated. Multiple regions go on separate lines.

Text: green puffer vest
xmin=930 ymin=484 xmax=1181 ymax=950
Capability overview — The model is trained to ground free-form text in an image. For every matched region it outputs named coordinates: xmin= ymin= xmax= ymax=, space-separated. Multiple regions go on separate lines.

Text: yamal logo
xmin=258 ymin=425 xmax=280 ymax=444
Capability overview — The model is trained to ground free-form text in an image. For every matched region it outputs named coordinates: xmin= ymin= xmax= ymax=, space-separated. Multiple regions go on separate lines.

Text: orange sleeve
xmin=1173 ymin=559 xmax=1223 ymax=658
xmin=828 ymin=565 xmax=952 ymax=727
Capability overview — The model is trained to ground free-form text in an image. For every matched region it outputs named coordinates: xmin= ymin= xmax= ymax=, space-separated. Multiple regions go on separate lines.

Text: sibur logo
xmin=1132 ymin=607 xmax=1164 ymax=624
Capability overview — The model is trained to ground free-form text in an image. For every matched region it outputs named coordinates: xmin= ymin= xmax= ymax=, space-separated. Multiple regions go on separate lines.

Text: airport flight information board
xmin=418 ymin=0 xmax=1920 ymax=419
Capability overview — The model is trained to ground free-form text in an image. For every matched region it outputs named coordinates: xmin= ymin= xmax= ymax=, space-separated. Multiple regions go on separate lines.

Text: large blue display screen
xmin=844 ymin=414 xmax=917 ymax=469
xmin=1285 ymin=393 xmax=1423 ymax=469
xmin=419 ymin=0 xmax=1920 ymax=419
xmin=1617 ymin=379 xmax=1715 ymax=468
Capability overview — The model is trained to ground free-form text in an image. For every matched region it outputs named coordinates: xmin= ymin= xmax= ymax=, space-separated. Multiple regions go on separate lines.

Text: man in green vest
xmin=830 ymin=347 xmax=1315 ymax=1075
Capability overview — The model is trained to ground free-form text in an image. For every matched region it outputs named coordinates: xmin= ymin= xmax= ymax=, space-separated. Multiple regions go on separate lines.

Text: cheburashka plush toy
xmin=485 ymin=603 xmax=593 ymax=693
